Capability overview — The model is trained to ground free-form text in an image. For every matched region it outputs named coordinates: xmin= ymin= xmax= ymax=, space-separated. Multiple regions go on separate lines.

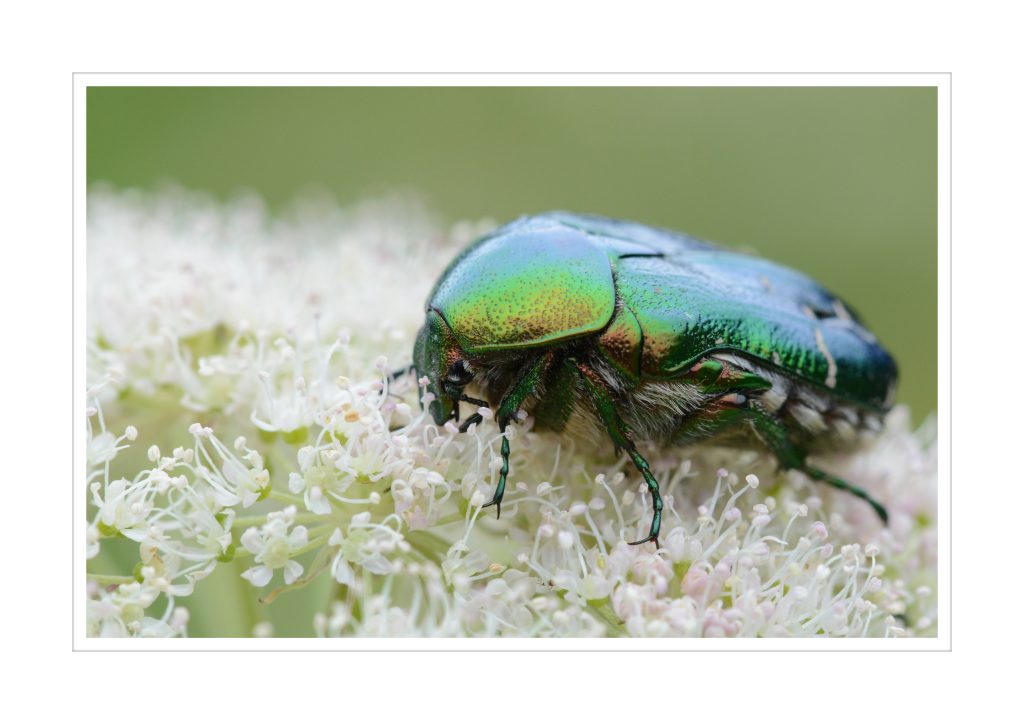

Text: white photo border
xmin=73 ymin=72 xmax=950 ymax=652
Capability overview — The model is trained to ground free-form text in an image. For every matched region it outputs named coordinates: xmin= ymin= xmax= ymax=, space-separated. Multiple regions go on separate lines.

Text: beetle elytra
xmin=408 ymin=212 xmax=897 ymax=547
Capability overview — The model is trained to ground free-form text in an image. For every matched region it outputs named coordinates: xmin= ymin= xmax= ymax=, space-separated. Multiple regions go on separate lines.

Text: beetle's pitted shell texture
xmin=614 ymin=250 xmax=896 ymax=409
xmin=422 ymin=211 xmax=896 ymax=417
xmin=429 ymin=221 xmax=617 ymax=353
xmin=413 ymin=211 xmax=898 ymax=543
xmin=597 ymin=303 xmax=643 ymax=377
xmin=413 ymin=309 xmax=461 ymax=424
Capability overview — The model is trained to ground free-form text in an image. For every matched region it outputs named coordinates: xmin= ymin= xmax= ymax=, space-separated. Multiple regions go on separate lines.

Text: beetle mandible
xmin=405 ymin=212 xmax=897 ymax=548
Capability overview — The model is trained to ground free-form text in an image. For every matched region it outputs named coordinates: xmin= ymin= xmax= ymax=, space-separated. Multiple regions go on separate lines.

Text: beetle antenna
xmin=387 ymin=363 xmax=416 ymax=384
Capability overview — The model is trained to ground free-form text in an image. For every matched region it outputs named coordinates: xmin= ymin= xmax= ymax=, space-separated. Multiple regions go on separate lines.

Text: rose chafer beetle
xmin=408 ymin=212 xmax=897 ymax=548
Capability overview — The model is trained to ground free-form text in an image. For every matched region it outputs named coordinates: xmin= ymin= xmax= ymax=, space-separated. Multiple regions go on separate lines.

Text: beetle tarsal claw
xmin=802 ymin=465 xmax=889 ymax=525
xmin=482 ymin=497 xmax=501 ymax=519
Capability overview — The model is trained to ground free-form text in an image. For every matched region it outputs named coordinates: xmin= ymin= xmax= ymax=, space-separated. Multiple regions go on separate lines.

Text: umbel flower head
xmin=85 ymin=187 xmax=938 ymax=638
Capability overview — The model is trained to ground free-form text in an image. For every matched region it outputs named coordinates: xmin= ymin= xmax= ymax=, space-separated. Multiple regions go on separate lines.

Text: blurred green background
xmin=88 ymin=86 xmax=937 ymax=418
xmin=87 ymin=86 xmax=937 ymax=636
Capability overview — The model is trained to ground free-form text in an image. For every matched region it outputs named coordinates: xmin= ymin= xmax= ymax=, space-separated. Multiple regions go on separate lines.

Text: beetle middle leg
xmin=574 ymin=361 xmax=663 ymax=548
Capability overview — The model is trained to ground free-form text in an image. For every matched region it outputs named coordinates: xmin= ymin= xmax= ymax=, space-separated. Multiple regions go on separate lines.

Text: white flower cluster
xmin=85 ymin=188 xmax=938 ymax=638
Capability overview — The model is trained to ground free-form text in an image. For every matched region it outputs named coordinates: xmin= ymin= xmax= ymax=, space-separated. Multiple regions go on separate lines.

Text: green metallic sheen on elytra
xmin=596 ymin=304 xmax=643 ymax=377
xmin=429 ymin=222 xmax=617 ymax=354
xmin=541 ymin=211 xmax=896 ymax=407
xmin=613 ymin=251 xmax=895 ymax=408
xmin=691 ymin=359 xmax=724 ymax=385
xmin=427 ymin=211 xmax=896 ymax=409
xmin=541 ymin=211 xmax=716 ymax=255
xmin=411 ymin=212 xmax=897 ymax=546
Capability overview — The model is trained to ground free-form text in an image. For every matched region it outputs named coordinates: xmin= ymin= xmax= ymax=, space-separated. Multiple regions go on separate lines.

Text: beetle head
xmin=413 ymin=309 xmax=474 ymax=424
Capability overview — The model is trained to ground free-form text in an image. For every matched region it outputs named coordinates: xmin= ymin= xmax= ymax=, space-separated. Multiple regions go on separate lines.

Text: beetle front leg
xmin=481 ymin=352 xmax=553 ymax=519
xmin=386 ymin=363 xmax=416 ymax=384
xmin=383 ymin=364 xmax=418 ymax=402
xmin=575 ymin=361 xmax=663 ymax=548
xmin=484 ymin=418 xmax=512 ymax=518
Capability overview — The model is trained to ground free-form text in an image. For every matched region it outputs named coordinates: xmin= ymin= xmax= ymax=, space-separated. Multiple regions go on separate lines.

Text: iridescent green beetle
xmin=410 ymin=212 xmax=897 ymax=547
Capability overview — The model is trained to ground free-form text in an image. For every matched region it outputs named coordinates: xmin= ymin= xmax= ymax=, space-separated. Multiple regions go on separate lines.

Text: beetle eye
xmin=447 ymin=360 xmax=473 ymax=384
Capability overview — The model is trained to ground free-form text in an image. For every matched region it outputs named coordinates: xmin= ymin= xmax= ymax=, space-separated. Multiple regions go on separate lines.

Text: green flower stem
xmin=231 ymin=526 xmax=335 ymax=561
xmin=586 ymin=597 xmax=628 ymax=637
xmin=289 ymin=531 xmax=335 ymax=558
xmin=232 ymin=511 xmax=325 ymax=529
xmin=235 ymin=557 xmax=263 ymax=633
xmin=267 ymin=490 xmax=305 ymax=506
xmin=430 ymin=512 xmax=468 ymax=528
xmin=405 ymin=530 xmax=450 ymax=566
xmin=87 ymin=573 xmax=136 ymax=585
xmin=259 ymin=546 xmax=335 ymax=606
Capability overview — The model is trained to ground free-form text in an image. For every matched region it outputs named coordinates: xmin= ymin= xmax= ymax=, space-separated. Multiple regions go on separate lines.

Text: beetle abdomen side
xmin=578 ymin=351 xmax=883 ymax=454
xmin=709 ymin=353 xmax=883 ymax=448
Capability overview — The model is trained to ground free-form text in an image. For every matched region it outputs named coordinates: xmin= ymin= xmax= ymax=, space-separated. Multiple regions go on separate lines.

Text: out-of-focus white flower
xmin=86 ymin=188 xmax=938 ymax=638
xmin=328 ymin=511 xmax=408 ymax=585
xmin=87 ymin=578 xmax=189 ymax=638
xmin=239 ymin=506 xmax=309 ymax=586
